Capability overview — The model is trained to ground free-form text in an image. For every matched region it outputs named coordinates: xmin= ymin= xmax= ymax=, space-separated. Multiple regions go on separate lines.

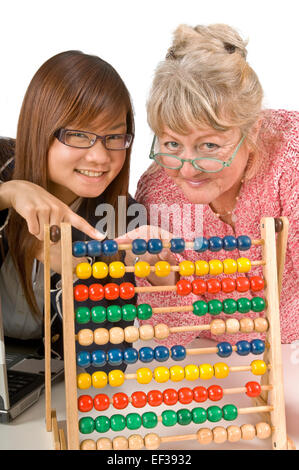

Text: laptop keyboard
xmin=7 ymin=370 xmax=44 ymax=406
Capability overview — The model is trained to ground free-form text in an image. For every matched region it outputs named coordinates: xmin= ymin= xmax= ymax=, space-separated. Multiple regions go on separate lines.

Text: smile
xmin=184 ymin=178 xmax=209 ymax=187
xmin=75 ymin=169 xmax=104 ymax=177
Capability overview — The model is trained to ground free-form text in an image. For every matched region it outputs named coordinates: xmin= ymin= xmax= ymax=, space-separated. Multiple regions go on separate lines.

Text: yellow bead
xmin=92 ymin=371 xmax=108 ymax=388
xmin=77 ymin=373 xmax=91 ymax=390
xmin=209 ymin=260 xmax=223 ymax=275
xmin=76 ymin=262 xmax=92 ymax=279
xmin=134 ymin=261 xmax=151 ymax=278
xmin=109 ymin=261 xmax=125 ymax=278
xmin=223 ymin=258 xmax=238 ymax=274
xmin=237 ymin=257 xmax=251 ymax=273
xmin=184 ymin=364 xmax=200 ymax=381
xmin=155 ymin=261 xmax=171 ymax=277
xmin=92 ymin=261 xmax=109 ymax=279
xmin=199 ymin=363 xmax=214 ymax=380
xmin=179 ymin=261 xmax=195 ymax=276
xmin=136 ymin=367 xmax=153 ymax=384
xmin=195 ymin=260 xmax=209 ymax=276
xmin=169 ymin=365 xmax=185 ymax=382
xmin=251 ymin=360 xmax=267 ymax=376
xmin=154 ymin=366 xmax=170 ymax=383
xmin=214 ymin=362 xmax=230 ymax=379
xmin=108 ymin=370 xmax=125 ymax=387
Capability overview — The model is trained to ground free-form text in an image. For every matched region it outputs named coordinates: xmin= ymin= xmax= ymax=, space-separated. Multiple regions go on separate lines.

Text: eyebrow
xmin=107 ymin=122 xmax=127 ymax=132
xmin=161 ymin=131 xmax=223 ymax=140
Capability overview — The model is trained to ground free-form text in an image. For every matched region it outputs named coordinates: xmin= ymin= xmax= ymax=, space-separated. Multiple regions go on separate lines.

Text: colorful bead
xmin=250 ymin=276 xmax=264 ymax=292
xmin=163 ymin=388 xmax=178 ymax=406
xmin=142 ymin=411 xmax=158 ymax=429
xmin=92 ymin=261 xmax=108 ymax=279
xmin=155 ymin=261 xmax=171 ymax=277
xmin=126 ymin=413 xmax=142 ymax=430
xmin=77 ymin=351 xmax=91 ymax=368
xmin=251 ymin=339 xmax=265 ymax=355
xmin=134 ymin=261 xmax=151 ymax=278
xmin=74 ymin=284 xmax=88 ymax=302
xmin=169 ymin=365 xmax=185 ymax=382
xmin=110 ymin=414 xmax=126 ymax=431
xmin=107 ymin=349 xmax=123 ymax=366
xmin=77 ymin=372 xmax=91 ymax=390
xmin=192 ymin=407 xmax=207 ymax=424
xmin=236 ymin=340 xmax=251 ymax=356
xmin=87 ymin=240 xmax=102 ymax=257
xmin=207 ymin=405 xmax=222 ymax=422
xmin=245 ymin=381 xmax=261 ymax=397
xmin=154 ymin=346 xmax=169 ymax=362
xmin=193 ymin=300 xmax=208 ymax=316
xmin=170 ymin=238 xmax=185 ymax=253
xmin=236 ymin=277 xmax=250 ymax=292
xmin=185 ymin=364 xmax=200 ymax=381
xmin=76 ymin=262 xmax=92 ymax=279
xmin=147 ymin=390 xmax=163 ymax=407
xmin=179 ymin=260 xmax=195 ymax=276
xmin=89 ymin=283 xmax=105 ymax=301
xmin=199 ymin=364 xmax=214 ymax=380
xmin=217 ymin=342 xmax=233 ymax=358
xmin=223 ymin=299 xmax=237 ymax=314
xmin=237 ymin=257 xmax=251 ymax=273
xmin=132 ymin=238 xmax=147 ymax=255
xmin=176 ymin=279 xmax=192 ymax=296
xmin=206 ymin=278 xmax=221 ymax=294
xmin=162 ymin=410 xmax=177 ymax=427
xmin=92 ymin=371 xmax=108 ymax=388
xmin=209 ymin=259 xmax=223 ymax=275
xmin=214 ymin=362 xmax=229 ymax=379
xmin=91 ymin=350 xmax=107 ymax=367
xmin=223 ymin=259 xmax=237 ymax=274
xmin=222 ymin=404 xmax=238 ymax=421
xmin=237 ymin=297 xmax=251 ymax=313
xmin=137 ymin=303 xmax=152 ymax=320
xmin=251 ymin=296 xmax=266 ymax=312
xmin=178 ymin=387 xmax=193 ymax=404
xmin=75 ymin=306 xmax=91 ymax=324
xmin=170 ymin=345 xmax=186 ymax=361
xmin=222 ymin=235 xmax=237 ymax=251
xmin=154 ymin=366 xmax=170 ymax=383
xmin=91 ymin=305 xmax=106 ymax=323
xmin=251 ymin=360 xmax=267 ymax=375
xmin=221 ymin=278 xmax=236 ymax=293
xmin=78 ymin=395 xmax=93 ymax=412
xmin=109 ymin=261 xmax=125 ymax=278
xmin=72 ymin=241 xmax=87 ymax=257
xmin=139 ymin=347 xmax=154 ymax=363
xmin=123 ymin=347 xmax=138 ymax=364
xmin=147 ymin=239 xmax=162 ymax=254
xmin=237 ymin=235 xmax=252 ymax=251
xmin=122 ymin=304 xmax=137 ymax=322
xmin=194 ymin=237 xmax=209 ymax=252
xmin=95 ymin=415 xmax=110 ymax=433
xmin=136 ymin=367 xmax=152 ymax=384
xmin=94 ymin=393 xmax=110 ymax=411
xmin=119 ymin=282 xmax=135 ymax=299
xmin=208 ymin=385 xmax=223 ymax=401
xmin=208 ymin=299 xmax=223 ymax=315
xmin=108 ymin=370 xmax=125 ymax=387
xmin=209 ymin=236 xmax=223 ymax=252
xmin=192 ymin=279 xmax=207 ymax=295
xmin=79 ymin=417 xmax=95 ymax=434
xmin=131 ymin=391 xmax=147 ymax=408
xmin=102 ymin=240 xmax=118 ymax=256
xmin=194 ymin=260 xmax=209 ymax=276
xmin=193 ymin=386 xmax=208 ymax=403
xmin=107 ymin=305 xmax=122 ymax=322
xmin=177 ymin=408 xmax=192 ymax=425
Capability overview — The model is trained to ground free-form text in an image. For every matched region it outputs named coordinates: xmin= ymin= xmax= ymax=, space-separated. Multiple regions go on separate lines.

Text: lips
xmin=75 ymin=169 xmax=105 ymax=177
xmin=183 ymin=178 xmax=209 ymax=187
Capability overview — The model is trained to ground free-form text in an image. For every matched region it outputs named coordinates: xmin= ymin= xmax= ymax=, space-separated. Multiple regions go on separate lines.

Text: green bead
xmin=222 ymin=298 xmax=238 ymax=315
xmin=126 ymin=413 xmax=142 ymax=430
xmin=137 ymin=303 xmax=152 ymax=320
xmin=207 ymin=406 xmax=222 ymax=422
xmin=79 ymin=416 xmax=95 ymax=434
xmin=237 ymin=297 xmax=251 ymax=313
xmin=251 ymin=297 xmax=266 ymax=312
xmin=95 ymin=415 xmax=110 ymax=433
xmin=122 ymin=304 xmax=137 ymax=321
xmin=91 ymin=305 xmax=107 ymax=323
xmin=208 ymin=299 xmax=223 ymax=315
xmin=222 ymin=404 xmax=238 ymax=421
xmin=177 ymin=409 xmax=192 ymax=426
xmin=110 ymin=414 xmax=126 ymax=431
xmin=142 ymin=411 xmax=158 ymax=429
xmin=107 ymin=305 xmax=122 ymax=322
xmin=192 ymin=407 xmax=207 ymax=424
xmin=75 ymin=307 xmax=91 ymax=324
xmin=162 ymin=410 xmax=177 ymax=427
xmin=193 ymin=300 xmax=208 ymax=316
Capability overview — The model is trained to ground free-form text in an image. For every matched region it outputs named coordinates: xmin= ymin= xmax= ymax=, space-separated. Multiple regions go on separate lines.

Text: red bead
xmin=221 ymin=277 xmax=236 ymax=293
xmin=193 ymin=386 xmax=208 ymax=403
xmin=250 ymin=276 xmax=265 ymax=292
xmin=192 ymin=279 xmax=207 ymax=295
xmin=74 ymin=284 xmax=88 ymax=302
xmin=207 ymin=385 xmax=223 ymax=401
xmin=178 ymin=387 xmax=193 ymax=404
xmin=147 ymin=390 xmax=163 ymax=407
xmin=78 ymin=395 xmax=93 ymax=412
xmin=176 ymin=279 xmax=192 ymax=296
xmin=163 ymin=388 xmax=178 ymax=406
xmin=93 ymin=393 xmax=110 ymax=411
xmin=245 ymin=381 xmax=261 ymax=397
xmin=112 ymin=392 xmax=129 ymax=410
xmin=206 ymin=278 xmax=221 ymax=294
xmin=236 ymin=276 xmax=250 ymax=292
xmin=104 ymin=283 xmax=119 ymax=300
xmin=119 ymin=282 xmax=135 ymax=300
xmin=131 ymin=391 xmax=147 ymax=408
xmin=89 ymin=283 xmax=105 ymax=301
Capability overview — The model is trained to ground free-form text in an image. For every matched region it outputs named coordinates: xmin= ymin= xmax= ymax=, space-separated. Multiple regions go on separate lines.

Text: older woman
xmin=125 ymin=23 xmax=298 ymax=346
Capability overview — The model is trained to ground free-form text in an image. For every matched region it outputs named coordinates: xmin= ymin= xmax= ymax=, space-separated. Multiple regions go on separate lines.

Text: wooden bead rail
xmin=79 ymin=421 xmax=272 ymax=450
xmin=117 ymin=239 xmax=264 ymax=252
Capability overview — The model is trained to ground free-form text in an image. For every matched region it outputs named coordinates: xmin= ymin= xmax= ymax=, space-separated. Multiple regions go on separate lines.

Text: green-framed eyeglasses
xmin=149 ymin=134 xmax=246 ymax=173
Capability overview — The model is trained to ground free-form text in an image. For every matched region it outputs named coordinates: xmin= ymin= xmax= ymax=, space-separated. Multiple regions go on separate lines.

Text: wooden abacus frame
xmin=43 ymin=217 xmax=294 ymax=450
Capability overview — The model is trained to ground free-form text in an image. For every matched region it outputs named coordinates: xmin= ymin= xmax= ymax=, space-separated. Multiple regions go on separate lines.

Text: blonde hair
xmin=147 ymin=24 xmax=263 ymax=142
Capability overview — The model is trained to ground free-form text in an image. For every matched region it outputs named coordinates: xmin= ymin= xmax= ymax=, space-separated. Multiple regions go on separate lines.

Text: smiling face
xmin=47 ymin=114 xmax=128 ymax=205
xmin=157 ymin=126 xmax=250 ymax=205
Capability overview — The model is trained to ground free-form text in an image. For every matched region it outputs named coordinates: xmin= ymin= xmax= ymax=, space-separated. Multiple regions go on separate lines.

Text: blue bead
xmin=123 ymin=348 xmax=138 ymax=364
xmin=208 ymin=236 xmax=223 ymax=252
xmin=107 ymin=348 xmax=123 ymax=366
xmin=102 ymin=239 xmax=118 ymax=255
xmin=217 ymin=342 xmax=233 ymax=358
xmin=250 ymin=339 xmax=265 ymax=355
xmin=237 ymin=235 xmax=252 ymax=251
xmin=77 ymin=351 xmax=91 ymax=368
xmin=91 ymin=350 xmax=107 ymax=367
xmin=72 ymin=241 xmax=87 ymax=257
xmin=154 ymin=346 xmax=170 ymax=362
xmin=236 ymin=340 xmax=251 ymax=356
xmin=86 ymin=240 xmax=102 ymax=257
xmin=147 ymin=239 xmax=163 ymax=254
xmin=170 ymin=238 xmax=185 ymax=253
xmin=170 ymin=345 xmax=186 ymax=361
xmin=193 ymin=237 xmax=209 ymax=252
xmin=139 ymin=347 xmax=154 ymax=363
xmin=222 ymin=235 xmax=238 ymax=251
xmin=132 ymin=239 xmax=147 ymax=255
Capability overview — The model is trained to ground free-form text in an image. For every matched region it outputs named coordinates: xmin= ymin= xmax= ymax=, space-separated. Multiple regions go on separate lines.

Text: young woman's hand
xmin=115 ymin=225 xmax=179 ymax=286
xmin=0 ymin=180 xmax=103 ymax=241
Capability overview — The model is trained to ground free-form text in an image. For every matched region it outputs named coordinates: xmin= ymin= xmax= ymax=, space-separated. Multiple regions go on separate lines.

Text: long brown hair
xmin=6 ymin=50 xmax=134 ymax=317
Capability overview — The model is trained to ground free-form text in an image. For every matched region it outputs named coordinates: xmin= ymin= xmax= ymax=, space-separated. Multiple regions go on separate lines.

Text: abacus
xmin=43 ymin=217 xmax=294 ymax=450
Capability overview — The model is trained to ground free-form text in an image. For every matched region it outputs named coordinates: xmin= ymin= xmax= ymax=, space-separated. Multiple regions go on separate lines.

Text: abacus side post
xmin=43 ymin=224 xmax=52 ymax=432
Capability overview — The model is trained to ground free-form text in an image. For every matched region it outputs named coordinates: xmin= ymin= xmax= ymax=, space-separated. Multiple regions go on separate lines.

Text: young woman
xmin=0 ymin=50 xmax=137 ymax=371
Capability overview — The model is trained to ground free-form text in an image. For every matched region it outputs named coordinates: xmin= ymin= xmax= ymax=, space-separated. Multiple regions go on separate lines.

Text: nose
xmin=179 ymin=159 xmax=202 ymax=179
xmin=85 ymin=140 xmax=111 ymax=166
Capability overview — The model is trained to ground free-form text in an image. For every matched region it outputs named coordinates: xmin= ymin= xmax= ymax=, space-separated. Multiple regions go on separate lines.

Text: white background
xmin=0 ymin=0 xmax=298 ymax=195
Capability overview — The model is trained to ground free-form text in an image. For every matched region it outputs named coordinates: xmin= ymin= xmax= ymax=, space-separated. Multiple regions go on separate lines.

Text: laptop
xmin=0 ymin=303 xmax=64 ymax=423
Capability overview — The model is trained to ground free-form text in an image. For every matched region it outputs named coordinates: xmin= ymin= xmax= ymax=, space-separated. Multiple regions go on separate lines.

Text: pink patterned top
xmin=135 ymin=109 xmax=299 ymax=346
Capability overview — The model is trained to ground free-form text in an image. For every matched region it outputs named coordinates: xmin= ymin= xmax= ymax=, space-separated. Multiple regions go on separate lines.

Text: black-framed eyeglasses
xmin=54 ymin=128 xmax=134 ymax=150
